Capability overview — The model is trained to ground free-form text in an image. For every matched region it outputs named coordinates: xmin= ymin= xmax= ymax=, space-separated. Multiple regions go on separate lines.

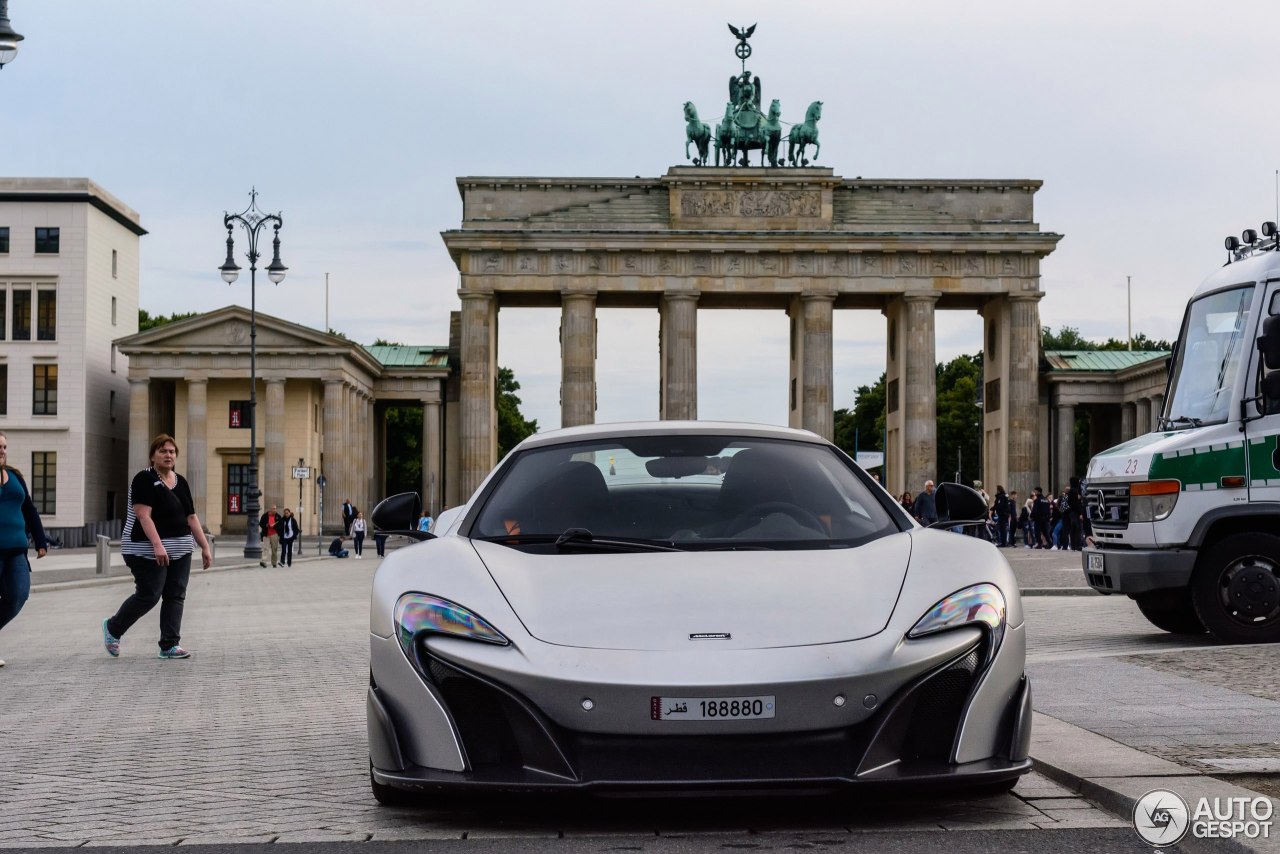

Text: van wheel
xmin=1190 ymin=533 xmax=1280 ymax=644
xmin=1133 ymin=589 xmax=1205 ymax=634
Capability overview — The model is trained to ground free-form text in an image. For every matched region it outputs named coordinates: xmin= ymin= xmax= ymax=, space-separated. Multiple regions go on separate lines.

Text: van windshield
xmin=1164 ymin=285 xmax=1255 ymax=427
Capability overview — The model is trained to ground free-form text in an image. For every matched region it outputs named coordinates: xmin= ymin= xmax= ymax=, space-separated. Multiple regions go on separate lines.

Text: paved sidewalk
xmin=1 ymin=544 xmax=1276 ymax=849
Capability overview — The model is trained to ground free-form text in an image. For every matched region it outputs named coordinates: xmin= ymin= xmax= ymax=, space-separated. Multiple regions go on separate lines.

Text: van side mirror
xmin=1260 ymin=314 xmax=1280 ymax=370
xmin=372 ymin=492 xmax=433 ymax=541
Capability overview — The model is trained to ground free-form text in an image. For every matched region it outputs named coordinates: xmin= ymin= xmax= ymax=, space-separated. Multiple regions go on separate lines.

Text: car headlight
xmin=1129 ymin=480 xmax=1179 ymax=523
xmin=394 ymin=592 xmax=509 ymax=658
xmin=907 ymin=583 xmax=1006 ymax=661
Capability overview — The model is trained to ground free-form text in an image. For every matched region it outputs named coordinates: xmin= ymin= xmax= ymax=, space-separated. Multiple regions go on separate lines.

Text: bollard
xmin=96 ymin=534 xmax=110 ymax=575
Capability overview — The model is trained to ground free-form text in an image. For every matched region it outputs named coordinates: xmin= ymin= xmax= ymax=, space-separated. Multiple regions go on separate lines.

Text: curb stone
xmin=1031 ymin=712 xmax=1280 ymax=853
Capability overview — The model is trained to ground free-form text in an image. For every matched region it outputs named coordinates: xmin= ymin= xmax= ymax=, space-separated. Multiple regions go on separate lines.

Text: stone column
xmin=659 ymin=292 xmax=698 ymax=420
xmin=366 ymin=392 xmax=376 ymax=511
xmin=346 ymin=386 xmax=358 ymax=514
xmin=322 ymin=380 xmax=343 ymax=534
xmin=1135 ymin=398 xmax=1151 ymax=438
xmin=459 ymin=291 xmax=498 ymax=499
xmin=1006 ymin=293 xmax=1043 ymax=501
xmin=903 ymin=293 xmax=940 ymax=495
xmin=800 ymin=293 xmax=836 ymax=441
xmin=265 ymin=378 xmax=286 ymax=511
xmin=560 ymin=291 xmax=597 ymax=428
xmin=424 ymin=397 xmax=442 ymax=516
xmin=128 ymin=378 xmax=151 ymax=473
xmin=1150 ymin=394 xmax=1165 ymax=432
xmin=1120 ymin=402 xmax=1136 ymax=442
xmin=882 ymin=302 xmax=904 ymax=495
xmin=185 ymin=378 xmax=208 ymax=525
xmin=1056 ymin=403 xmax=1075 ymax=490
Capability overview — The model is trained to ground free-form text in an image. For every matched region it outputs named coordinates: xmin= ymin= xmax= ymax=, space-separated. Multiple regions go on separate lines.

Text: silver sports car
xmin=367 ymin=422 xmax=1030 ymax=803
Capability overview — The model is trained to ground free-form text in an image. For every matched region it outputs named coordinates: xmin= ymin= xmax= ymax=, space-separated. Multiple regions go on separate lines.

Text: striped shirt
xmin=120 ymin=467 xmax=195 ymax=559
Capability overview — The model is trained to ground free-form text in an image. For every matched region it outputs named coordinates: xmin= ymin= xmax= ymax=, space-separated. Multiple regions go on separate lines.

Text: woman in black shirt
xmin=103 ymin=434 xmax=212 ymax=659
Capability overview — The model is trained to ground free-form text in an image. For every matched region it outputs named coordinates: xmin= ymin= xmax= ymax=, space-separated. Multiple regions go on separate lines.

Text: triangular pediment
xmin=116 ymin=305 xmax=345 ymax=352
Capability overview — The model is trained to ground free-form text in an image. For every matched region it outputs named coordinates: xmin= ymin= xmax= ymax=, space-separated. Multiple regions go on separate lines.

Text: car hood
xmin=470 ymin=535 xmax=912 ymax=651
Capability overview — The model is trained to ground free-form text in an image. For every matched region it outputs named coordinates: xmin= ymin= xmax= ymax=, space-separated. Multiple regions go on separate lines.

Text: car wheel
xmin=370 ymin=763 xmax=417 ymax=807
xmin=1190 ymin=533 xmax=1280 ymax=644
xmin=1133 ymin=589 xmax=1205 ymax=635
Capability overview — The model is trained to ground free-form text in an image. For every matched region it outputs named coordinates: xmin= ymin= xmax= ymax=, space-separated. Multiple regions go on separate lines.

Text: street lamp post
xmin=0 ymin=0 xmax=25 ymax=70
xmin=219 ymin=189 xmax=287 ymax=560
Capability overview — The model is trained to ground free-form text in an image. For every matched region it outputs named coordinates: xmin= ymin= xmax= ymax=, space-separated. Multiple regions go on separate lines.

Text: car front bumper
xmin=368 ymin=627 xmax=1032 ymax=794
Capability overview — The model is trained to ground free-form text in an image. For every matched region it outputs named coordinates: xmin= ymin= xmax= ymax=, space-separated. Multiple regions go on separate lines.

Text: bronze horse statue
xmin=716 ymin=99 xmax=783 ymax=167
xmin=683 ymin=102 xmax=711 ymax=166
xmin=787 ymin=101 xmax=823 ymax=166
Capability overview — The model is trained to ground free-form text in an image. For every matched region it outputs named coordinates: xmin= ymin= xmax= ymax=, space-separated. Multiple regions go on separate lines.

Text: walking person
xmin=342 ymin=498 xmax=355 ymax=536
xmin=993 ymin=486 xmax=1011 ymax=547
xmin=1006 ymin=490 xmax=1020 ymax=547
xmin=1067 ymin=476 xmax=1085 ymax=551
xmin=417 ymin=510 xmax=433 ymax=533
xmin=914 ymin=480 xmax=938 ymax=525
xmin=352 ymin=511 xmax=366 ymax=559
xmin=258 ymin=504 xmax=282 ymax=568
xmin=103 ymin=434 xmax=212 ymax=659
xmin=279 ymin=507 xmax=300 ymax=567
xmin=373 ymin=530 xmax=388 ymax=558
xmin=0 ymin=432 xmax=48 ymax=667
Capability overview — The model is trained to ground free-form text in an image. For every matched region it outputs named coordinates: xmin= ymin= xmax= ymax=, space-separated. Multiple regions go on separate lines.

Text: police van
xmin=1081 ymin=223 xmax=1280 ymax=643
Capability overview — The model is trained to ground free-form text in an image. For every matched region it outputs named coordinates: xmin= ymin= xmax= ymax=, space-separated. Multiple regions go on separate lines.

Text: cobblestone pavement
xmin=0 ymin=561 xmax=1125 ymax=846
xmin=1002 ymin=546 xmax=1091 ymax=591
xmin=1027 ymin=596 xmax=1280 ymax=774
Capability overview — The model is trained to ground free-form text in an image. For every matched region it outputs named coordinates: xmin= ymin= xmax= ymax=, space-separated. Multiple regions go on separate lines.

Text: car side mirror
xmin=372 ymin=492 xmax=433 ymax=541
xmin=1260 ymin=314 xmax=1280 ymax=370
xmin=930 ymin=482 xmax=989 ymax=528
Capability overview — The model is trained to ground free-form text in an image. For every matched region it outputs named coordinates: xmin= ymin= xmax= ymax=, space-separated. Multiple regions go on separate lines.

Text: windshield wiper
xmin=553 ymin=528 xmax=682 ymax=553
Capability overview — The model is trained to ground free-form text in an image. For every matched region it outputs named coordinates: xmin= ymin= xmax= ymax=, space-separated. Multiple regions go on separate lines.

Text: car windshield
xmin=469 ymin=434 xmax=902 ymax=551
xmin=1164 ymin=285 xmax=1255 ymax=427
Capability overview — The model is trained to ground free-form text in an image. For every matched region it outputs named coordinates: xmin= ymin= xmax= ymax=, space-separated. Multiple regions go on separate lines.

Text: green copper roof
xmin=364 ymin=345 xmax=449 ymax=369
xmin=1043 ymin=350 xmax=1170 ymax=372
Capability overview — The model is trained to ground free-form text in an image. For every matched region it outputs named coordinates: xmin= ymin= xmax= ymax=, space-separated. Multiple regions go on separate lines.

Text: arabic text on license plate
xmin=651 ymin=696 xmax=776 ymax=721
xmin=1088 ymin=553 xmax=1104 ymax=572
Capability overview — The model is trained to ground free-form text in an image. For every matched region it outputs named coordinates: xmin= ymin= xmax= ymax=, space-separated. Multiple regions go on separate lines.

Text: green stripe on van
xmin=1148 ymin=442 xmax=1246 ymax=491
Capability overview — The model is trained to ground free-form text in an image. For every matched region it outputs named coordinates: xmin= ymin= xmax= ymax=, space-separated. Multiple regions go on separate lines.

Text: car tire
xmin=1190 ymin=533 xmax=1280 ymax=644
xmin=370 ymin=764 xmax=417 ymax=807
xmin=1133 ymin=589 xmax=1205 ymax=635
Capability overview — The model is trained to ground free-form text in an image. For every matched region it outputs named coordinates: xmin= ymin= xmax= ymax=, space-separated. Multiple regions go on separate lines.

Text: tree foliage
xmin=834 ymin=373 xmax=887 ymax=458
xmin=138 ymin=309 xmax=198 ymax=331
xmin=935 ymin=354 xmax=983 ymax=486
xmin=497 ymin=366 xmax=538 ymax=459
xmin=1043 ymin=325 xmax=1172 ymax=352
xmin=383 ymin=406 xmax=423 ymax=498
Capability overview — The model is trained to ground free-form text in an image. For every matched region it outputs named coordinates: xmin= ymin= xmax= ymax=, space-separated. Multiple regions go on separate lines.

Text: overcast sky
xmin=4 ymin=1 xmax=1278 ymax=432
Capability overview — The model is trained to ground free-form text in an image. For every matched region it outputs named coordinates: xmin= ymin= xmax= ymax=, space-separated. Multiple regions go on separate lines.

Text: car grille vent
xmin=426 ymin=656 xmax=522 ymax=768
xmin=903 ymin=646 xmax=980 ymax=762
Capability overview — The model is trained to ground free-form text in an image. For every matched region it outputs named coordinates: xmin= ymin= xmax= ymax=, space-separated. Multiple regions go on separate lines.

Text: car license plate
xmin=1088 ymin=553 xmax=1104 ymax=572
xmin=651 ymin=696 xmax=775 ymax=721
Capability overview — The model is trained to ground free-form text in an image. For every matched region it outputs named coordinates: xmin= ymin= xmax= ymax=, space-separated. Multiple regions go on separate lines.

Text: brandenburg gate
xmin=442 ymin=167 xmax=1061 ymax=500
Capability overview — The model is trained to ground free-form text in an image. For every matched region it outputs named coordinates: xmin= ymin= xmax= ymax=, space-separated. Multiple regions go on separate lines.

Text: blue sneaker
xmin=102 ymin=619 xmax=120 ymax=657
xmin=159 ymin=645 xmax=191 ymax=659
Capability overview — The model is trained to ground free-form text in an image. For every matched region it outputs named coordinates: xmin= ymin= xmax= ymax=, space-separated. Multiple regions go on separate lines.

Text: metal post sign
xmin=292 ymin=466 xmax=310 ymax=479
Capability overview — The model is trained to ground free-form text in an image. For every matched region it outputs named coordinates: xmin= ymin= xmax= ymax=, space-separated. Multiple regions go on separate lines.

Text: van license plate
xmin=1088 ymin=553 xmax=1104 ymax=572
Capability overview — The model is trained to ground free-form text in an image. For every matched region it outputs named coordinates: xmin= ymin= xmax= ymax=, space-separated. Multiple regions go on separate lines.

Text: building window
xmin=0 ymin=293 xmax=6 ymax=341
xmin=111 ymin=296 xmax=118 ymax=325
xmin=33 ymin=364 xmax=57 ymax=415
xmin=112 ymin=249 xmax=118 ymax=278
xmin=34 ymin=228 xmax=59 ymax=254
xmin=229 ymin=399 xmax=252 ymax=429
xmin=0 ymin=365 xmax=7 ymax=416
xmin=109 ymin=389 xmax=117 ymax=422
xmin=985 ymin=378 xmax=1002 ymax=413
xmin=110 ymin=344 xmax=117 ymax=373
xmin=0 ymin=227 xmax=8 ymax=253
xmin=31 ymin=452 xmax=55 ymax=515
xmin=227 ymin=463 xmax=251 ymax=515
xmin=11 ymin=287 xmax=30 ymax=340
xmin=887 ymin=379 xmax=900 ymax=414
xmin=36 ymin=289 xmax=56 ymax=340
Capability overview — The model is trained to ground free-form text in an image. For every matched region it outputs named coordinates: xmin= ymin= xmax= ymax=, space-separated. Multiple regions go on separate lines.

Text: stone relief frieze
xmin=483 ymin=252 xmax=501 ymax=272
xmin=679 ymin=189 xmax=822 ymax=218
xmin=518 ymin=254 xmax=537 ymax=273
xmin=862 ymin=254 xmax=881 ymax=274
xmin=657 ymin=255 xmax=673 ymax=273
xmin=554 ymin=254 xmax=571 ymax=273
xmin=897 ymin=256 xmax=917 ymax=275
xmin=963 ymin=257 xmax=982 ymax=276
xmin=726 ymin=255 xmax=743 ymax=274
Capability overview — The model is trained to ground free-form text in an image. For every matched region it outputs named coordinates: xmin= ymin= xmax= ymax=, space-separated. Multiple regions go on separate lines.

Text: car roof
xmin=1194 ymin=249 xmax=1280 ymax=299
xmin=514 ymin=420 xmax=829 ymax=451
